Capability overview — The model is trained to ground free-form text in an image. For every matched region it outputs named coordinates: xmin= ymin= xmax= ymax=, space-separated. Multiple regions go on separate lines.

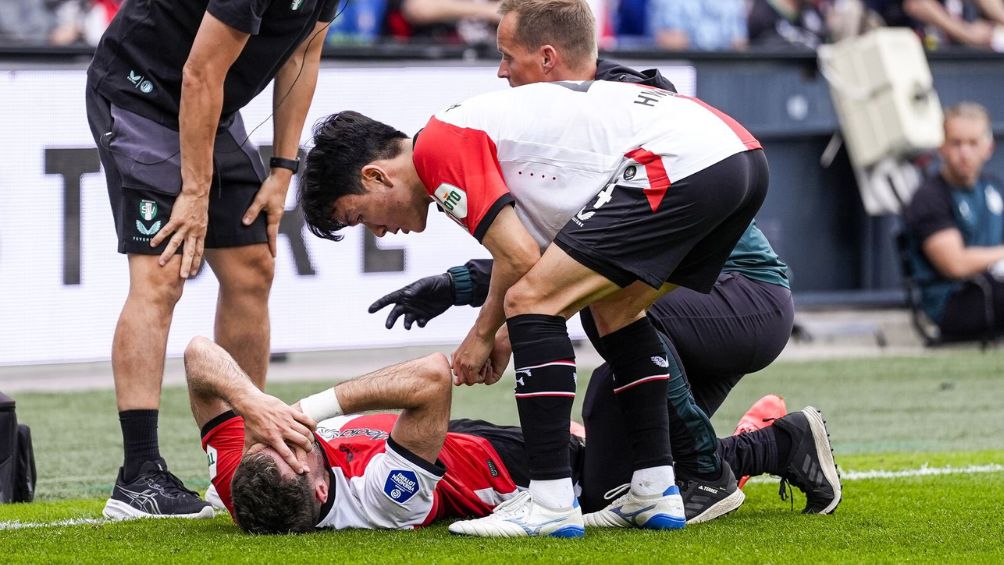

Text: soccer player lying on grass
xmin=184 ymin=336 xmax=584 ymax=534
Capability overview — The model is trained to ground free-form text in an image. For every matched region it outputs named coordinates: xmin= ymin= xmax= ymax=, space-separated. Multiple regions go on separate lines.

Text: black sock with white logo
xmin=120 ymin=409 xmax=161 ymax=482
xmin=506 ymin=314 xmax=577 ymax=482
xmin=600 ymin=318 xmax=674 ymax=471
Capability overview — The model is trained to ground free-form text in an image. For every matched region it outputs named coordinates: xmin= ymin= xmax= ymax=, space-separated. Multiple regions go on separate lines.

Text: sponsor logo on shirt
xmin=126 ymin=70 xmax=155 ymax=95
xmin=487 ymin=459 xmax=500 ymax=478
xmin=384 ymin=470 xmax=420 ymax=504
xmin=651 ymin=356 xmax=669 ymax=368
xmin=434 ymin=183 xmax=468 ymax=220
xmin=315 ymin=426 xmax=390 ymax=441
xmin=291 ymin=0 xmax=304 ymax=9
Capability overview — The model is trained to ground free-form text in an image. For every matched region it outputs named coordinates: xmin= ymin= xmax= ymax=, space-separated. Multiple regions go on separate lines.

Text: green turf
xmin=1 ymin=462 xmax=1002 ymax=564
xmin=1 ymin=352 xmax=1002 ymax=562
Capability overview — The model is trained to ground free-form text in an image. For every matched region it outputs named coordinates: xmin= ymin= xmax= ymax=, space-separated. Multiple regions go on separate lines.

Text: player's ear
xmin=314 ymin=480 xmax=328 ymax=504
xmin=541 ymin=45 xmax=557 ymax=73
xmin=361 ymin=163 xmax=391 ymax=189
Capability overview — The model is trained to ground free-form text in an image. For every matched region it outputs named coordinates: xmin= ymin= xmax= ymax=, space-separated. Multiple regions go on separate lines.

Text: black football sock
xmin=600 ymin=318 xmax=673 ymax=471
xmin=120 ymin=409 xmax=161 ymax=482
xmin=507 ymin=314 xmax=576 ymax=481
xmin=715 ymin=425 xmax=790 ymax=478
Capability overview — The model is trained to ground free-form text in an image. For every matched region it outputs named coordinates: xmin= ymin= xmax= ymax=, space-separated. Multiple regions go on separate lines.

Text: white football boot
xmin=448 ymin=491 xmax=585 ymax=538
xmin=583 ymin=483 xmax=686 ymax=530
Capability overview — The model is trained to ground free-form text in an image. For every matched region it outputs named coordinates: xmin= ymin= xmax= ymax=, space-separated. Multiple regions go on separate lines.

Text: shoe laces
xmin=144 ymin=468 xmax=200 ymax=499
xmin=777 ymin=478 xmax=794 ymax=511
xmin=601 ymin=483 xmax=632 ymax=505
xmin=492 ymin=490 xmax=531 ymax=517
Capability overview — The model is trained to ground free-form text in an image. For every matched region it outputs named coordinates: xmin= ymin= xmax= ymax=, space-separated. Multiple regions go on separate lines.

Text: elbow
xmin=181 ymin=63 xmax=214 ymax=95
xmin=183 ymin=336 xmax=213 ymax=382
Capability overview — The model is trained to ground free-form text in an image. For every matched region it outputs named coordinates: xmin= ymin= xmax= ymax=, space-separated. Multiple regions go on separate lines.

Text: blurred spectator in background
xmin=904 ymin=102 xmax=1004 ymax=340
xmin=384 ymin=0 xmax=501 ymax=43
xmin=747 ymin=0 xmax=832 ymax=48
xmin=867 ymin=0 xmax=1004 ymax=50
xmin=0 ymin=0 xmax=51 ymax=44
xmin=648 ymin=0 xmax=747 ymax=50
xmin=48 ymin=0 xmax=121 ymax=46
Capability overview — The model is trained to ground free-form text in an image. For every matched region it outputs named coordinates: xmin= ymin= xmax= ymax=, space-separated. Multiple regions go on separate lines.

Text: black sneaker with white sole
xmin=773 ymin=406 xmax=842 ymax=514
xmin=677 ymin=461 xmax=746 ymax=524
xmin=103 ymin=459 xmax=214 ymax=520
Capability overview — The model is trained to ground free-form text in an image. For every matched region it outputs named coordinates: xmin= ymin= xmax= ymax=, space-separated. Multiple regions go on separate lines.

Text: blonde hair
xmin=944 ymin=102 xmax=993 ymax=139
xmin=498 ymin=0 xmax=597 ymax=70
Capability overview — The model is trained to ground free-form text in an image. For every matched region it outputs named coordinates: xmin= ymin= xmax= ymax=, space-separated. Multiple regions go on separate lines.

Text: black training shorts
xmin=85 ymin=85 xmax=269 ymax=255
xmin=554 ymin=149 xmax=769 ymax=292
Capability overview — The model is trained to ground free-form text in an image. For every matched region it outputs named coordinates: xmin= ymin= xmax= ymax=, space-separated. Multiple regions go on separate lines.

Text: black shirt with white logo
xmin=88 ymin=0 xmax=340 ymax=128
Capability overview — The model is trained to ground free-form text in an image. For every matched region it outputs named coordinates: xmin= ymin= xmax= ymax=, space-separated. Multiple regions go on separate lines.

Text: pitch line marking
xmin=748 ymin=463 xmax=1004 ymax=484
xmin=3 ymin=465 xmax=1001 ymax=530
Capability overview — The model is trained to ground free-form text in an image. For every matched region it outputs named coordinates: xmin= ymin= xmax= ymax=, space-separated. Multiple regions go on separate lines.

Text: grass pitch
xmin=1 ymin=352 xmax=1002 ymax=563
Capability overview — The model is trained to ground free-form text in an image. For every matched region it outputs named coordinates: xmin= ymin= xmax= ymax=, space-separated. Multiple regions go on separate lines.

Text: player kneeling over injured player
xmin=185 ymin=336 xmax=584 ymax=534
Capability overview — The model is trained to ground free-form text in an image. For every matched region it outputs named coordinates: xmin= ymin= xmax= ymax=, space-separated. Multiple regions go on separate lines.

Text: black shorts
xmin=447 ymin=419 xmax=584 ymax=488
xmin=554 ymin=149 xmax=769 ymax=292
xmin=85 ymin=85 xmax=268 ymax=255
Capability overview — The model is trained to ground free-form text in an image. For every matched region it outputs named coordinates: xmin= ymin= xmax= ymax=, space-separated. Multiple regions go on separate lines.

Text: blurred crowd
xmin=2 ymin=0 xmax=1004 ymax=52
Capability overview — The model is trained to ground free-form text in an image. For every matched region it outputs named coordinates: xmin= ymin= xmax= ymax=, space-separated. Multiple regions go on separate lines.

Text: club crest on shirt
xmin=383 ymin=470 xmax=420 ymax=504
xmin=434 ymin=183 xmax=468 ymax=220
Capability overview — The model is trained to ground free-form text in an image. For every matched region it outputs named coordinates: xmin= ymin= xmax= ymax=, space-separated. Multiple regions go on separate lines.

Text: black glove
xmin=369 ymin=273 xmax=455 ymax=329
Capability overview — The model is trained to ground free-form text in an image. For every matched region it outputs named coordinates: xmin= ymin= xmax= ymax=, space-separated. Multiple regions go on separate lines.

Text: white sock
xmin=529 ymin=478 xmax=575 ymax=509
xmin=631 ymin=465 xmax=675 ymax=497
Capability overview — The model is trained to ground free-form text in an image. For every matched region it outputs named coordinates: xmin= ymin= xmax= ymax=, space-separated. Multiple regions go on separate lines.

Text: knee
xmin=503 ymin=280 xmax=543 ymax=318
xmin=133 ymin=265 xmax=186 ymax=310
xmin=221 ymin=250 xmax=275 ymax=298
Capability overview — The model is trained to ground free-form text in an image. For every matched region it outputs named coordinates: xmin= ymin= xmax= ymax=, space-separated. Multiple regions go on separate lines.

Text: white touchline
xmin=747 ymin=463 xmax=1004 ymax=484
xmin=3 ymin=464 xmax=1001 ymax=530
xmin=0 ymin=517 xmax=109 ymax=531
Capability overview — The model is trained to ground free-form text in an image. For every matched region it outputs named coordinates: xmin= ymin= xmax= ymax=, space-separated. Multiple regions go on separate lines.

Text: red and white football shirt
xmin=202 ymin=412 xmax=518 ymax=530
xmin=412 ymin=81 xmax=760 ymax=247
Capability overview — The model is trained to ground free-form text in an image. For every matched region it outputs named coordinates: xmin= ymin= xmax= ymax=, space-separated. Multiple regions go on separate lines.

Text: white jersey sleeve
xmin=316 ymin=440 xmax=445 ymax=530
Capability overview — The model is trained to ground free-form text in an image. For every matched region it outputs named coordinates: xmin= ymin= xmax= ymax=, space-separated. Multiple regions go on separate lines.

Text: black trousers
xmin=579 ymin=273 xmax=794 ymax=511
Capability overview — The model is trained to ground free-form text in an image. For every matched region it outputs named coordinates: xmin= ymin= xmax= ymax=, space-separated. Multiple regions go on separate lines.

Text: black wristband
xmin=448 ymin=266 xmax=474 ymax=306
xmin=269 ymin=156 xmax=300 ymax=173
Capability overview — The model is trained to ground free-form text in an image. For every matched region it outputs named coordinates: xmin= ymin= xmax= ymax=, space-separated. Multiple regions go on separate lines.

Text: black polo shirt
xmin=88 ymin=0 xmax=340 ymax=128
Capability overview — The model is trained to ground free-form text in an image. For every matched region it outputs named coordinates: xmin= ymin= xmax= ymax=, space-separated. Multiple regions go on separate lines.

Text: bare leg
xmin=113 ymin=254 xmax=186 ymax=411
xmin=205 ymin=244 xmax=274 ymax=391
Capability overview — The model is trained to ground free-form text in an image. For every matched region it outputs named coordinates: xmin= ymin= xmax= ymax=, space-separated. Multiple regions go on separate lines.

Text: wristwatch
xmin=269 ymin=156 xmax=300 ymax=173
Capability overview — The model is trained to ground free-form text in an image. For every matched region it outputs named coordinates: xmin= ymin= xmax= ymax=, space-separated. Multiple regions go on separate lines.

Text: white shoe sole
xmin=102 ymin=499 xmax=215 ymax=520
xmin=803 ymin=406 xmax=842 ymax=514
xmin=687 ymin=486 xmax=745 ymax=524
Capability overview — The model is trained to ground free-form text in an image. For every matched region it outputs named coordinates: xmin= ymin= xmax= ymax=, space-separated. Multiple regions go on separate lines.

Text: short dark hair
xmin=298 ymin=111 xmax=408 ymax=242
xmin=230 ymin=451 xmax=318 ymax=535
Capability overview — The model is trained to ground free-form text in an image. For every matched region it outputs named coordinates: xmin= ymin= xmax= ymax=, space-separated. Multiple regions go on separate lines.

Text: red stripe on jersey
xmin=625 ymin=148 xmax=671 ymax=212
xmin=680 ymin=95 xmax=762 ymax=151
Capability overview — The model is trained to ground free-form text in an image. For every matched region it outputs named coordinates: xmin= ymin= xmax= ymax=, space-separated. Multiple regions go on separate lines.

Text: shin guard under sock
xmin=507 ymin=314 xmax=577 ymax=482
xmin=600 ymin=318 xmax=673 ymax=471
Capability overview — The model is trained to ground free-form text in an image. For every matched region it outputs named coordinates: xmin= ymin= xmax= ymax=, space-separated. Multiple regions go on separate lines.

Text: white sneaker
xmin=583 ymin=483 xmax=686 ymax=530
xmin=448 ymin=491 xmax=585 ymax=538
